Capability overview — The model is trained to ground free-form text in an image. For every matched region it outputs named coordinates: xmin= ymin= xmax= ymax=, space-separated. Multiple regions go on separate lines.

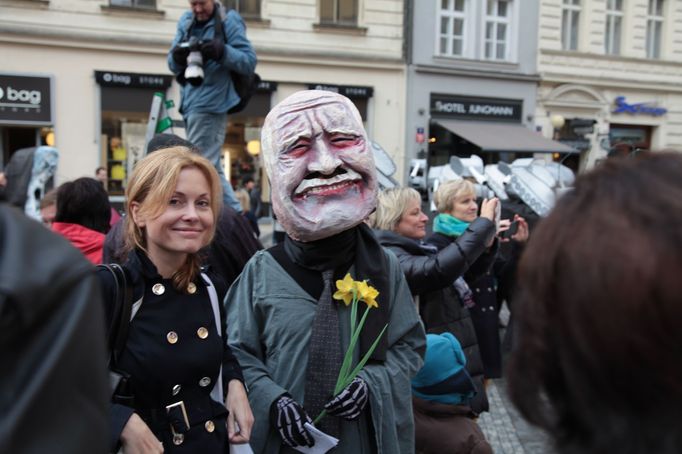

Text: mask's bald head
xmin=261 ymin=90 xmax=377 ymax=242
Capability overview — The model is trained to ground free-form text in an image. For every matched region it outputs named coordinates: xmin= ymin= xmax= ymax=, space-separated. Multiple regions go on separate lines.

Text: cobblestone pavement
xmin=478 ymin=379 xmax=556 ymax=454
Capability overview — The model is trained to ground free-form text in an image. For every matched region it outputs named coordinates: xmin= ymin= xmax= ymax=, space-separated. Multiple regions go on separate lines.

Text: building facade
xmin=405 ymin=0 xmax=577 ymax=184
xmin=537 ymin=0 xmax=682 ymax=170
xmin=0 ymin=0 xmax=407 ymax=196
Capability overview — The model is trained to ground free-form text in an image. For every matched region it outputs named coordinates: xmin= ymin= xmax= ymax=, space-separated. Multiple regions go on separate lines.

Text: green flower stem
xmin=344 ymin=323 xmax=388 ymax=388
xmin=313 ymin=409 xmax=327 ymax=425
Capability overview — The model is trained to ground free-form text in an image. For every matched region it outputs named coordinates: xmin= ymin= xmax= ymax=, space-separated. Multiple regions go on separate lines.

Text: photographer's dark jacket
xmin=168 ymin=5 xmax=256 ymax=115
xmin=97 ymin=249 xmax=244 ymax=452
xmin=374 ymin=217 xmax=495 ymax=414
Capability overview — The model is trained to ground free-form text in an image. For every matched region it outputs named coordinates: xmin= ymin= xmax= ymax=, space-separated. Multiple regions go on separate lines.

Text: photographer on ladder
xmin=168 ymin=0 xmax=256 ymax=212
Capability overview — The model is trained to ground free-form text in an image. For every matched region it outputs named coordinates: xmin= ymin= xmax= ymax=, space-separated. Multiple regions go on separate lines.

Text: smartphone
xmin=500 ymin=220 xmax=519 ymax=239
xmin=494 ymin=200 xmax=501 ymax=233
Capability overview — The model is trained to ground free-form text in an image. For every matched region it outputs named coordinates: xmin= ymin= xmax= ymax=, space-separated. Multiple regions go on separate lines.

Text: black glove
xmin=171 ymin=45 xmax=190 ymax=67
xmin=324 ymin=377 xmax=369 ymax=421
xmin=271 ymin=394 xmax=315 ymax=448
xmin=200 ymin=38 xmax=225 ymax=61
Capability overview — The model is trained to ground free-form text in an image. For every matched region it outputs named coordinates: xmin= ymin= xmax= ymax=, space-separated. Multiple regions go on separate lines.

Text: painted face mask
xmin=262 ymin=91 xmax=378 ymax=242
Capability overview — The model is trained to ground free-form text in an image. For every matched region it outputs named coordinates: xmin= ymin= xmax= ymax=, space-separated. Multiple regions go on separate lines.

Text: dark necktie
xmin=304 ymin=269 xmax=342 ymax=437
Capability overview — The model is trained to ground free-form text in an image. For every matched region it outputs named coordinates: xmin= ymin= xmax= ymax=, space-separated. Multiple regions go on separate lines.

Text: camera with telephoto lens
xmin=179 ymin=36 xmax=204 ymax=86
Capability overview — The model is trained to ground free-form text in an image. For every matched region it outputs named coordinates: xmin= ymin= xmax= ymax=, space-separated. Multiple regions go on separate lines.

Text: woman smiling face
xmin=132 ymin=166 xmax=214 ymax=268
xmin=450 ymin=191 xmax=478 ymax=223
xmin=395 ymin=196 xmax=428 ymax=240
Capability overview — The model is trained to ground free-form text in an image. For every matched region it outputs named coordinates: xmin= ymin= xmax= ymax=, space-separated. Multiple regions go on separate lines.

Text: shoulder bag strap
xmin=98 ymin=263 xmax=134 ymax=368
xmin=201 ymin=272 xmax=224 ymax=403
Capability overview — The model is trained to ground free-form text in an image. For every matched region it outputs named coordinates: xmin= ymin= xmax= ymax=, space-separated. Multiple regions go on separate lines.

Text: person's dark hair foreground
xmin=507 ymin=152 xmax=682 ymax=454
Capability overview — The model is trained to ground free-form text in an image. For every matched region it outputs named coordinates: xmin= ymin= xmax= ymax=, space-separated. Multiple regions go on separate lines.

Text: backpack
xmin=213 ymin=9 xmax=260 ymax=114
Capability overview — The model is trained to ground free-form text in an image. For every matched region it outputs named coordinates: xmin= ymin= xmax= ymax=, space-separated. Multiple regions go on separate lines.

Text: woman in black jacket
xmin=97 ymin=147 xmax=253 ymax=453
xmin=372 ymin=187 xmax=497 ymax=414
xmin=427 ymin=179 xmax=528 ymax=379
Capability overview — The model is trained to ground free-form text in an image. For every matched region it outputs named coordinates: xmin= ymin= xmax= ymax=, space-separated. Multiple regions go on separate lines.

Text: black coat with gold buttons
xmin=97 ymin=249 xmax=244 ymax=452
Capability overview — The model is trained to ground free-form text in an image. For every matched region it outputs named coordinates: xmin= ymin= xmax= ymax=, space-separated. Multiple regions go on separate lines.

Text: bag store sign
xmin=0 ymin=74 xmax=53 ymax=125
xmin=95 ymin=71 xmax=173 ymax=89
xmin=307 ymin=83 xmax=374 ymax=98
xmin=430 ymin=94 xmax=522 ymax=122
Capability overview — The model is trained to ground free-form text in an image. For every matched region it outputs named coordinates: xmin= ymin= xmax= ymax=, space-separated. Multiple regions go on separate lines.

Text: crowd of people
xmin=2 ymin=4 xmax=682 ymax=453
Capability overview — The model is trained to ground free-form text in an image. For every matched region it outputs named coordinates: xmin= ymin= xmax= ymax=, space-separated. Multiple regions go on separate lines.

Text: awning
xmin=434 ymin=120 xmax=578 ymax=154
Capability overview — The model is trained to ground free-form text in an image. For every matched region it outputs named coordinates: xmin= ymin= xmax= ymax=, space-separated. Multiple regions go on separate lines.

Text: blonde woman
xmin=373 ymin=187 xmax=498 ymax=415
xmin=97 ymin=147 xmax=253 ymax=453
xmin=427 ymin=179 xmax=528 ymax=380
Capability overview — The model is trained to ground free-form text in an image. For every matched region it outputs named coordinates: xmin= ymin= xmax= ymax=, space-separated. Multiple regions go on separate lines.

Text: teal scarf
xmin=433 ymin=213 xmax=470 ymax=237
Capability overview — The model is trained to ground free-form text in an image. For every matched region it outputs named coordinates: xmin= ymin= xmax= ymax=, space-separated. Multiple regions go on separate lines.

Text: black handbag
xmin=212 ymin=9 xmax=260 ymax=114
xmin=98 ymin=263 xmax=135 ymax=407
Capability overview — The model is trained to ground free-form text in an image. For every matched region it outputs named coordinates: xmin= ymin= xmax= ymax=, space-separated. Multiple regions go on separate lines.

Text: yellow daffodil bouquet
xmin=313 ymin=273 xmax=388 ymax=424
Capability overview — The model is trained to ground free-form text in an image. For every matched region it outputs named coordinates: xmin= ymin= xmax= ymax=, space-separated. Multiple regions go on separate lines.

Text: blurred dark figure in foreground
xmin=507 ymin=152 xmax=682 ymax=454
xmin=0 ymin=201 xmax=108 ymax=453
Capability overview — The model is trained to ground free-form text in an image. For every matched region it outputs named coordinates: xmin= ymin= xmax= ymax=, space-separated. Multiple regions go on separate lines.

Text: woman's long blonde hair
xmin=124 ymin=146 xmax=222 ymax=292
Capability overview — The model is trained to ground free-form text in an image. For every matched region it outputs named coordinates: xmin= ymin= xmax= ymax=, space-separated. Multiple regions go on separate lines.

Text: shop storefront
xmin=0 ymin=73 xmax=54 ymax=168
xmin=95 ymin=70 xmax=173 ymax=196
xmin=427 ymin=93 xmax=574 ymax=167
xmin=537 ymin=84 xmax=675 ymax=169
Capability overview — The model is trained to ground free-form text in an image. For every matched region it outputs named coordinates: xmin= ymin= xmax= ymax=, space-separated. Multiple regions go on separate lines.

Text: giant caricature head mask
xmin=262 ymin=91 xmax=378 ymax=242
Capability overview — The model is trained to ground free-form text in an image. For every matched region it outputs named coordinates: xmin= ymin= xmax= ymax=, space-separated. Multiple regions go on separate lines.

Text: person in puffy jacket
xmin=372 ymin=187 xmax=497 ymax=414
xmin=52 ymin=177 xmax=111 ymax=264
xmin=426 ymin=179 xmax=527 ymax=379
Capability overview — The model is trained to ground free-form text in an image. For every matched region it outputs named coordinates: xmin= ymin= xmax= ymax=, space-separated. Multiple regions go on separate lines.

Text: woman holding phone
xmin=426 ymin=179 xmax=528 ymax=380
xmin=97 ymin=147 xmax=253 ymax=453
xmin=373 ymin=187 xmax=498 ymax=415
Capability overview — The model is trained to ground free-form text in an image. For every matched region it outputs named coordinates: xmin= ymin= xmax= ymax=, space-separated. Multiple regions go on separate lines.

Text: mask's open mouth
xmin=293 ymin=168 xmax=363 ymax=200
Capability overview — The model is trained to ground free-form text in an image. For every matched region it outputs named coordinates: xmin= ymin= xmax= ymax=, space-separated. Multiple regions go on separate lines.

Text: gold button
xmin=173 ymin=433 xmax=184 ymax=445
xmin=187 ymin=282 xmax=197 ymax=294
xmin=205 ymin=420 xmax=215 ymax=433
xmin=152 ymin=283 xmax=165 ymax=295
xmin=199 ymin=377 xmax=211 ymax=387
xmin=197 ymin=327 xmax=209 ymax=339
xmin=172 ymin=384 xmax=181 ymax=396
xmin=167 ymin=331 xmax=178 ymax=344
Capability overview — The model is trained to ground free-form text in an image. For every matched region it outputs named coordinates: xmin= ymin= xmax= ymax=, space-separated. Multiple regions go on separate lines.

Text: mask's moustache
xmin=293 ymin=167 xmax=363 ymax=196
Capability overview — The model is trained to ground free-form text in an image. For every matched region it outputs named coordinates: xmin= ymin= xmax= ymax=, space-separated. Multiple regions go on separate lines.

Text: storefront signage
xmin=307 ymin=84 xmax=374 ymax=98
xmin=0 ymin=73 xmax=53 ymax=125
xmin=430 ymin=94 xmax=522 ymax=122
xmin=257 ymin=80 xmax=278 ymax=92
xmin=612 ymin=96 xmax=667 ymax=117
xmin=95 ymin=71 xmax=173 ymax=89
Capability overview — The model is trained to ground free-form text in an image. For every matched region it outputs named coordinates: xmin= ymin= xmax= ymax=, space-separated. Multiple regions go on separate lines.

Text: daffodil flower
xmin=315 ymin=273 xmax=387 ymax=426
xmin=333 ymin=273 xmax=356 ymax=306
xmin=356 ymin=280 xmax=379 ymax=308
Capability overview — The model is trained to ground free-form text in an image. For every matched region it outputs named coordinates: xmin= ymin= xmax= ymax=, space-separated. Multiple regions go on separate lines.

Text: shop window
xmin=561 ymin=0 xmax=580 ymax=51
xmin=320 ymin=0 xmax=358 ymax=26
xmin=646 ymin=0 xmax=663 ymax=59
xmin=109 ymin=0 xmax=156 ymax=9
xmin=605 ymin=0 xmax=623 ymax=55
xmin=225 ymin=0 xmax=261 ymax=19
xmin=100 ymin=87 xmax=157 ymax=196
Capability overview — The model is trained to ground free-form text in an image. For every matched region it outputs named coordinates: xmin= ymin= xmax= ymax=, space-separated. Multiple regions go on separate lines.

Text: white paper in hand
xmin=230 ymin=443 xmax=254 ymax=454
xmin=292 ymin=423 xmax=339 ymax=454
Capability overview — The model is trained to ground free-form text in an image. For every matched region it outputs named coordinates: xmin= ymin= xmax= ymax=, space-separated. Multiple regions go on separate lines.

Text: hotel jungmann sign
xmin=430 ymin=94 xmax=522 ymax=123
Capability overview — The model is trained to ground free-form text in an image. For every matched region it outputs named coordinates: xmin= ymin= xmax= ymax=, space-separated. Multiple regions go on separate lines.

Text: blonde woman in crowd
xmin=96 ymin=147 xmax=253 ymax=453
